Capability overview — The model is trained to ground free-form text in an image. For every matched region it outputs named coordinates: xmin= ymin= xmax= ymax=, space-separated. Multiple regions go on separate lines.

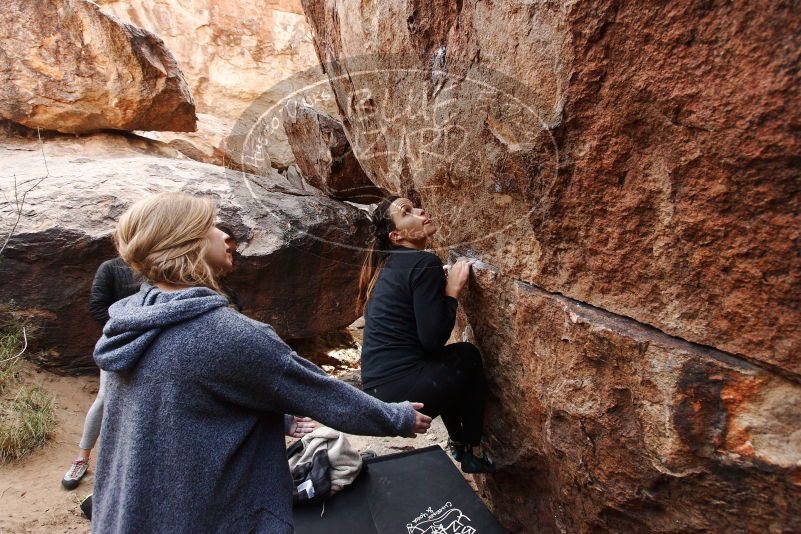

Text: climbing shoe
xmin=62 ymin=458 xmax=89 ymax=490
xmin=461 ymin=450 xmax=496 ymax=474
xmin=80 ymin=493 xmax=93 ymax=520
xmin=360 ymin=449 xmax=377 ymax=461
xmin=447 ymin=439 xmax=465 ymax=462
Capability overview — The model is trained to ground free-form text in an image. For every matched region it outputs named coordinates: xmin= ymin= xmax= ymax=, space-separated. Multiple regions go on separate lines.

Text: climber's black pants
xmin=364 ymin=342 xmax=487 ymax=446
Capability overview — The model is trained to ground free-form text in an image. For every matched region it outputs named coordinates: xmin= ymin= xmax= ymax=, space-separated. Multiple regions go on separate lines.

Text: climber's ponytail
xmin=356 ymin=195 xmax=399 ymax=314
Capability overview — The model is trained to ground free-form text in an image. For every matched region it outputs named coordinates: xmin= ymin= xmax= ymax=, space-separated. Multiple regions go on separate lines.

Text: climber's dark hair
xmin=357 ymin=195 xmax=400 ymax=314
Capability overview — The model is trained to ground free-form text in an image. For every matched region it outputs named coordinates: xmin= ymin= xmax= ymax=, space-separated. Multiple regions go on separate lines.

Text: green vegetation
xmin=0 ymin=308 xmax=55 ymax=463
xmin=0 ymin=325 xmax=24 ymax=392
xmin=0 ymin=386 xmax=55 ymax=462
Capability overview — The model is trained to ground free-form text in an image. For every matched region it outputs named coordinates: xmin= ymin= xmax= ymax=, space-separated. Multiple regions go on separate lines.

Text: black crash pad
xmin=294 ymin=445 xmax=506 ymax=534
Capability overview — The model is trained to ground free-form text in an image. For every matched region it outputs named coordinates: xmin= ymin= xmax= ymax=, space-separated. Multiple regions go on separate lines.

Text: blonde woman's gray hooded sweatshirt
xmin=92 ymin=284 xmax=415 ymax=534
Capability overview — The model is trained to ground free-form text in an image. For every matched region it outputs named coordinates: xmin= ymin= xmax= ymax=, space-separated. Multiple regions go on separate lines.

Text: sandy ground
xmin=0 ymin=365 xmax=452 ymax=533
xmin=0 ymin=366 xmax=98 ymax=533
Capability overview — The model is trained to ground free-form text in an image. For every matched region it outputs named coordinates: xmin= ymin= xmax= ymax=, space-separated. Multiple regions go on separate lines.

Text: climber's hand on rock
xmin=410 ymin=402 xmax=432 ymax=436
xmin=446 ymin=259 xmax=475 ymax=298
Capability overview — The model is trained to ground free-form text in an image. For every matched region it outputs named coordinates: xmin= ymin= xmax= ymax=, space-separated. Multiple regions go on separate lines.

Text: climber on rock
xmin=358 ymin=196 xmax=496 ymax=474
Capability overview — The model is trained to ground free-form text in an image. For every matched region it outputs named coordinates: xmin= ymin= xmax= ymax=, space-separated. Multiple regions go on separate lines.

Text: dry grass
xmin=0 ymin=327 xmax=24 ymax=393
xmin=0 ymin=309 xmax=55 ymax=463
xmin=0 ymin=386 xmax=55 ymax=462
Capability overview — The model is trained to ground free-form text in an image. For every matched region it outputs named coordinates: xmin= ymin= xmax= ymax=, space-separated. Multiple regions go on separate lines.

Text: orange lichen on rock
xmin=719 ymin=375 xmax=765 ymax=457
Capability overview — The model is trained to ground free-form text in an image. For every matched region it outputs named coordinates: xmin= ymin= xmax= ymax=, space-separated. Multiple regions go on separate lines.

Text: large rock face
xmin=0 ymin=133 xmax=368 ymax=373
xmin=302 ymin=1 xmax=801 ymax=531
xmin=461 ymin=265 xmax=801 ymax=533
xmin=302 ymin=0 xmax=801 ymax=371
xmin=283 ymin=102 xmax=385 ymax=202
xmin=99 ymin=0 xmax=338 ymax=169
xmin=0 ymin=0 xmax=196 ymax=134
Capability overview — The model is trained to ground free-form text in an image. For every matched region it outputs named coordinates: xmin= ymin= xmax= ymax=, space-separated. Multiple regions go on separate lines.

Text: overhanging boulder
xmin=0 ymin=133 xmax=368 ymax=372
xmin=283 ymin=102 xmax=385 ymax=203
xmin=0 ymin=0 xmax=196 ymax=134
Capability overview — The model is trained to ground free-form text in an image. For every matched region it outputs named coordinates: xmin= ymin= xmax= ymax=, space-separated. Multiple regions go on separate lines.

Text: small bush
xmin=0 ymin=306 xmax=56 ymax=463
xmin=0 ymin=386 xmax=55 ymax=463
xmin=0 ymin=327 xmax=24 ymax=393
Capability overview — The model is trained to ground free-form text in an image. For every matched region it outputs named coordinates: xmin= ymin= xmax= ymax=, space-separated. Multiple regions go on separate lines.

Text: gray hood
xmin=94 ymin=284 xmax=229 ymax=372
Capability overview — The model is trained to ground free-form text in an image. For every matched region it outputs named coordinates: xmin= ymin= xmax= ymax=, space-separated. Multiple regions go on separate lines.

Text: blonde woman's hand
xmin=410 ymin=402 xmax=432 ymax=437
xmin=445 ymin=258 xmax=476 ymax=298
xmin=286 ymin=416 xmax=317 ymax=438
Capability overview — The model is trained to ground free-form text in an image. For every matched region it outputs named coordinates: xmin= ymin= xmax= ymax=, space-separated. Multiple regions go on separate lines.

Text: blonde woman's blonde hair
xmin=114 ymin=192 xmax=224 ymax=295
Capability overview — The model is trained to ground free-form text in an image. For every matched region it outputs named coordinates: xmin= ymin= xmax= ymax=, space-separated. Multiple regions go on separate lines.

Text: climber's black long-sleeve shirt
xmin=360 ymin=246 xmax=458 ymax=389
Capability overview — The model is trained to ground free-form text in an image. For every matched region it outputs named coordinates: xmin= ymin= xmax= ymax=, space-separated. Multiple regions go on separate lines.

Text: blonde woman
xmin=91 ymin=192 xmax=431 ymax=533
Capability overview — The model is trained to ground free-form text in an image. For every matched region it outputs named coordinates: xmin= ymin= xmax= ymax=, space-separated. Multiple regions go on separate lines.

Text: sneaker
xmin=447 ymin=439 xmax=465 ymax=462
xmin=62 ymin=458 xmax=89 ymax=490
xmin=461 ymin=450 xmax=496 ymax=474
